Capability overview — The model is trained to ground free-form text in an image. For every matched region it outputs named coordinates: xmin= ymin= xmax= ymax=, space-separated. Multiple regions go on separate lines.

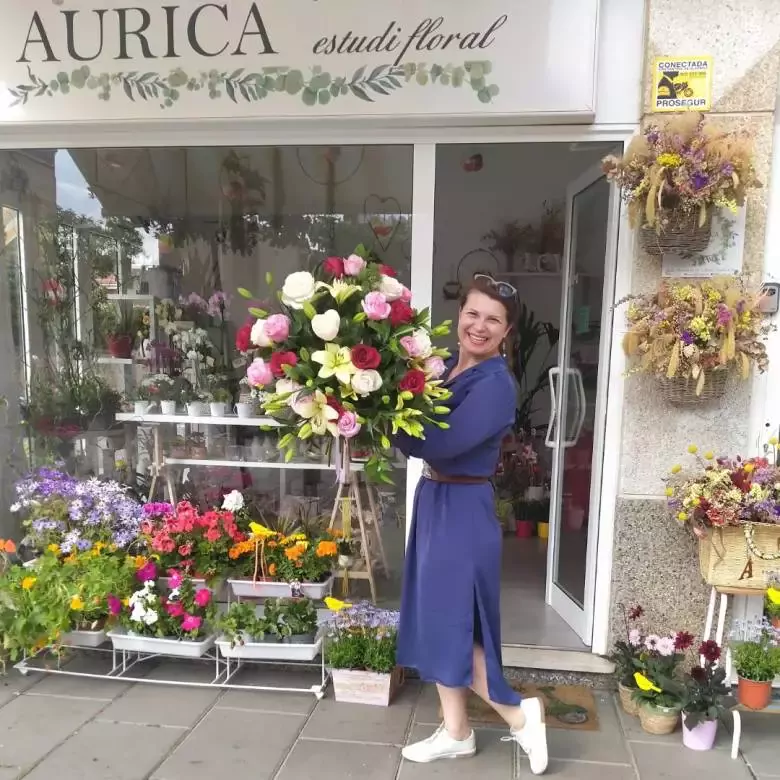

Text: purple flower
xmin=692 ymin=172 xmax=709 ymax=190
xmin=721 ymin=163 xmax=735 ymax=176
xmin=680 ymin=331 xmax=695 ymax=345
xmin=716 ymin=305 xmax=732 ymax=326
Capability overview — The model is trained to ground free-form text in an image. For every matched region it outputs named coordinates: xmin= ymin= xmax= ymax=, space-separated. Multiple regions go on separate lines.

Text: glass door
xmin=544 ymin=160 xmax=619 ymax=643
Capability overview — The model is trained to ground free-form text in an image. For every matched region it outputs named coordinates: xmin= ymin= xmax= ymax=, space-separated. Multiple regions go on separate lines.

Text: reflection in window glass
xmin=0 ymin=146 xmax=412 ymax=603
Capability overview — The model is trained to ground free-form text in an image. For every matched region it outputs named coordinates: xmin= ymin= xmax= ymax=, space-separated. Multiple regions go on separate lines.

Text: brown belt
xmin=425 ymin=468 xmax=490 ymax=485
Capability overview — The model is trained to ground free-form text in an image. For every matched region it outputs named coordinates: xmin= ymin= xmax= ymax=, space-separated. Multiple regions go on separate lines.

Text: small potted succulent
xmin=732 ymin=629 xmax=780 ymax=710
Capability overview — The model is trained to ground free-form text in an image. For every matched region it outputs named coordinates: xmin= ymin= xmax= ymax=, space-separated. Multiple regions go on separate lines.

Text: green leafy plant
xmin=732 ymin=631 xmax=780 ymax=682
xmin=216 ymin=601 xmax=262 ymax=647
xmin=269 ymin=597 xmax=317 ymax=639
xmin=211 ymin=387 xmax=233 ymax=404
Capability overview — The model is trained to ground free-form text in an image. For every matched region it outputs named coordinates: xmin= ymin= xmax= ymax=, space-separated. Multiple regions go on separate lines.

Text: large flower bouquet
xmin=139 ymin=501 xmax=246 ymax=580
xmin=621 ymin=277 xmax=771 ymax=391
xmin=603 ymin=113 xmax=759 ymax=232
xmin=13 ymin=468 xmax=144 ymax=553
xmin=237 ymin=245 xmax=452 ymax=481
xmin=665 ymin=445 xmax=780 ymax=532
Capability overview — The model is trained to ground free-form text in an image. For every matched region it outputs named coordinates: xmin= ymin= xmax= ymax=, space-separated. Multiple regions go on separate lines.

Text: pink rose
xmin=400 ymin=286 xmax=412 ymax=303
xmin=264 ymin=314 xmax=290 ymax=342
xmin=194 ymin=588 xmax=212 ymax=607
xmin=343 ymin=253 xmax=366 ymax=276
xmin=247 ymin=357 xmax=273 ymax=388
xmin=181 ymin=614 xmax=202 ymax=632
xmin=423 ymin=356 xmax=447 ymax=379
xmin=399 ymin=335 xmax=421 ymax=357
xmin=361 ymin=291 xmax=391 ymax=321
xmin=337 ymin=411 xmax=362 ymax=439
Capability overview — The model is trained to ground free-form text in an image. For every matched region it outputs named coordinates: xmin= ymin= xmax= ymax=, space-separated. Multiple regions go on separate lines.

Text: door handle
xmin=564 ymin=368 xmax=587 ymax=447
xmin=544 ymin=367 xmax=560 ymax=448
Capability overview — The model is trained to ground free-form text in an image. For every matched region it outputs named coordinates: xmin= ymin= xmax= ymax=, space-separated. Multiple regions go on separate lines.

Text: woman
xmin=395 ymin=275 xmax=548 ymax=775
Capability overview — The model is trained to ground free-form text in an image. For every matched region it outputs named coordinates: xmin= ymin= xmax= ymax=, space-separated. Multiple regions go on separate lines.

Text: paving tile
xmin=98 ymin=661 xmax=221 ymax=728
xmin=726 ymin=710 xmax=780 ymax=777
xmin=217 ymin=666 xmax=320 ymax=715
xmin=0 ymin=670 xmax=38 ymax=709
xmin=152 ymin=709 xmax=304 ymax=780
xmin=23 ymin=721 xmax=183 ymax=780
xmin=0 ymin=770 xmax=20 ymax=780
xmin=24 ymin=653 xmax=133 ymax=699
xmin=399 ymin=725 xmax=512 ymax=779
xmin=412 ymin=683 xmax=443 ymax=726
xmin=302 ymin=682 xmax=417 ymax=745
xmin=631 ymin=741 xmax=753 ymax=779
xmin=518 ymin=761 xmax=637 ymax=779
xmin=0 ymin=694 xmax=106 ymax=774
xmin=277 ymin=739 xmax=399 ymax=780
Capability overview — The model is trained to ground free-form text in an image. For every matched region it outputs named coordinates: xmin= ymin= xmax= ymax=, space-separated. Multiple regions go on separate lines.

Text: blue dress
xmin=395 ymin=354 xmax=521 ymax=706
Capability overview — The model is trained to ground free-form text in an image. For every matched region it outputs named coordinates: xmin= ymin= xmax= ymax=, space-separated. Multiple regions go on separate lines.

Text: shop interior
xmin=0 ymin=140 xmax=613 ymax=650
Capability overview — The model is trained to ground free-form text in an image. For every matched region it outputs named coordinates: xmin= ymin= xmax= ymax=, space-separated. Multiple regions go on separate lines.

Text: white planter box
xmin=227 ymin=576 xmax=333 ymax=600
xmin=61 ymin=628 xmax=108 ymax=648
xmin=331 ymin=667 xmax=403 ymax=706
xmin=157 ymin=577 xmax=228 ymax=600
xmin=216 ymin=630 xmax=323 ymax=662
xmin=107 ymin=629 xmax=216 ymax=658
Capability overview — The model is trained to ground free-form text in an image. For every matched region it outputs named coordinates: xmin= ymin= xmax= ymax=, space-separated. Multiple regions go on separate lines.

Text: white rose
xmin=281 ymin=271 xmax=317 ymax=309
xmin=351 ymin=369 xmax=383 ymax=396
xmin=379 ymin=274 xmax=404 ymax=301
xmin=311 ymin=309 xmax=341 ymax=341
xmin=222 ymin=489 xmax=244 ymax=512
xmin=250 ymin=319 xmax=271 ymax=347
xmin=412 ymin=329 xmax=432 ymax=358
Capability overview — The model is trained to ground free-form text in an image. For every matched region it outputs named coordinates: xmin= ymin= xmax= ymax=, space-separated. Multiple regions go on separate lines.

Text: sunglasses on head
xmin=473 ymin=273 xmax=518 ymax=299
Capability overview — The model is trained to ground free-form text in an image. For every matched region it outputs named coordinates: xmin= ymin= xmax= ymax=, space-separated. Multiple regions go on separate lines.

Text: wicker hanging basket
xmin=699 ymin=523 xmax=780 ymax=590
xmin=657 ymin=370 xmax=728 ymax=405
xmin=639 ymin=211 xmax=712 ymax=256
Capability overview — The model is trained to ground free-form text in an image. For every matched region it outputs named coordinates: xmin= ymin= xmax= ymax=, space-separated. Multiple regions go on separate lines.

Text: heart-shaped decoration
xmin=364 ymin=194 xmax=402 ymax=252
xmin=311 ymin=309 xmax=341 ymax=342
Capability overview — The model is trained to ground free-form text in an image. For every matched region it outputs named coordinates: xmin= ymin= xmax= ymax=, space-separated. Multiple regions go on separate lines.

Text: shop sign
xmin=651 ymin=55 xmax=713 ymax=113
xmin=0 ymin=0 xmax=599 ymax=124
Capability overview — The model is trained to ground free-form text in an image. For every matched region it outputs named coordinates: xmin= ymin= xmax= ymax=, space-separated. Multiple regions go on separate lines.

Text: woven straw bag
xmin=658 ymin=370 xmax=728 ymax=405
xmin=639 ymin=211 xmax=712 ymax=256
xmin=698 ymin=523 xmax=780 ymax=590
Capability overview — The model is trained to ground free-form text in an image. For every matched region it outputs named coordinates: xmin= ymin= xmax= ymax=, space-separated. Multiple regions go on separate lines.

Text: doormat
xmin=440 ymin=684 xmax=599 ymax=731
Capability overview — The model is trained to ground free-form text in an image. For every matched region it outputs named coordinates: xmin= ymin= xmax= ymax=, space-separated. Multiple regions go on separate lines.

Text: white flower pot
xmin=134 ymin=401 xmax=151 ymax=416
xmin=234 ymin=402 xmax=254 ymax=419
xmin=227 ymin=576 xmax=334 ymax=600
xmin=160 ymin=400 xmax=177 ymax=415
xmin=107 ymin=629 xmax=216 ymax=658
xmin=187 ymin=402 xmax=207 ymax=417
xmin=61 ymin=628 xmax=108 ymax=648
xmin=209 ymin=402 xmax=228 ymax=417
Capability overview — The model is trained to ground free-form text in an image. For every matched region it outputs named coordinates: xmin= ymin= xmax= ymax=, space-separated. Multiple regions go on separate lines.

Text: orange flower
xmin=268 ymin=563 xmax=277 ymax=576
xmin=316 ymin=540 xmax=337 ymax=558
xmin=228 ymin=539 xmax=255 ymax=559
xmin=132 ymin=555 xmax=147 ymax=569
xmin=1 ymin=539 xmax=16 ymax=554
xmin=284 ymin=543 xmax=306 ymax=562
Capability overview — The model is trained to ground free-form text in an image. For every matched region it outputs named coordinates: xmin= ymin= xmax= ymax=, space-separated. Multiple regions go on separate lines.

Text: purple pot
xmin=682 ymin=715 xmax=718 ymax=751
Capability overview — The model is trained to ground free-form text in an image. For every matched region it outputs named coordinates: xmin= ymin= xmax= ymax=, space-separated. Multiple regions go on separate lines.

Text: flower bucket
xmin=698 ymin=523 xmax=780 ymax=591
xmin=134 ymin=401 xmax=151 ymax=416
xmin=682 ymin=715 xmax=718 ymax=751
xmin=515 ymin=520 xmax=535 ymax=538
xmin=209 ymin=402 xmax=228 ymax=417
xmin=638 ymin=702 xmax=680 ymax=735
xmin=234 ymin=402 xmax=254 ymax=419
xmin=107 ymin=334 xmax=133 ymax=358
xmin=618 ymin=683 xmax=640 ymax=717
xmin=331 ymin=666 xmax=403 ymax=706
xmin=658 ymin=370 xmax=728 ymax=406
xmin=639 ymin=210 xmax=713 ymax=257
xmin=187 ymin=402 xmax=207 ymax=417
xmin=338 ymin=554 xmax=355 ymax=569
xmin=737 ymin=677 xmax=773 ymax=710
xmin=160 ymin=400 xmax=177 ymax=415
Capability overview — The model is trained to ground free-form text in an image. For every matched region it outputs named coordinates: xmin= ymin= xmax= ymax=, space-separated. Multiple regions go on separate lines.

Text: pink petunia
xmin=181 ymin=614 xmax=202 ymax=632
xmin=194 ymin=588 xmax=212 ymax=607
xmin=166 ymin=601 xmax=185 ymax=617
xmin=107 ymin=595 xmax=122 ymax=616
xmin=166 ymin=569 xmax=183 ymax=589
xmin=136 ymin=560 xmax=157 ymax=583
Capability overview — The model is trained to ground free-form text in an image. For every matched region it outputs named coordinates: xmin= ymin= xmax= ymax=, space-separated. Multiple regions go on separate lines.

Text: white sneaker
xmin=402 ymin=723 xmax=476 ymax=763
xmin=502 ymin=697 xmax=548 ymax=775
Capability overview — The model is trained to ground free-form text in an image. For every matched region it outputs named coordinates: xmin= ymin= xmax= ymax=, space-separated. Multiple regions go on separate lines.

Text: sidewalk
xmin=0 ymin=656 xmax=768 ymax=779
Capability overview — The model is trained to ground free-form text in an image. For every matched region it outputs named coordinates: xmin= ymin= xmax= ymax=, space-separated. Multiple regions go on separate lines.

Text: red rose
xmin=398 ymin=369 xmax=426 ymax=395
xmin=323 ymin=256 xmax=345 ymax=278
xmin=350 ymin=344 xmax=381 ymax=370
xmin=235 ymin=321 xmax=252 ymax=353
xmin=389 ymin=299 xmax=414 ymax=327
xmin=378 ymin=264 xmax=396 ymax=278
xmin=269 ymin=351 xmax=298 ymax=378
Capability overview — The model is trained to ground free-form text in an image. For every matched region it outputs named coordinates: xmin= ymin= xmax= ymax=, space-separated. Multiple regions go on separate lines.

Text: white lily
xmin=316 ymin=279 xmax=362 ymax=305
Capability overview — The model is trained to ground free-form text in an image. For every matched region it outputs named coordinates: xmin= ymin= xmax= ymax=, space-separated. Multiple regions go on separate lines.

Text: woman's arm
xmin=401 ymin=375 xmax=515 ymax=462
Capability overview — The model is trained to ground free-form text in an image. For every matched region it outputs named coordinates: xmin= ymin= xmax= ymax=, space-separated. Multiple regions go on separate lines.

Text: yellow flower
xmin=767 ymin=587 xmax=780 ymax=605
xmin=70 ymin=595 xmax=84 ymax=611
xmin=634 ymin=672 xmax=661 ymax=693
xmin=687 ymin=445 xmax=698 ymax=454
xmin=744 ymin=463 xmax=755 ymax=474
xmin=704 ymin=451 xmax=714 ymax=460
xmin=692 ymin=498 xmax=701 ymax=507
xmin=664 ymin=487 xmax=674 ymax=497
xmin=47 ymin=543 xmax=60 ymax=554
xmin=657 ymin=152 xmax=682 ymax=168
xmin=671 ymin=465 xmax=682 ymax=474
xmin=324 ymin=597 xmax=352 ymax=612
xmin=122 ymin=598 xmax=129 ymax=607
xmin=677 ymin=512 xmax=688 ymax=522
xmin=21 ymin=576 xmax=36 ymax=590
xmin=769 ymin=437 xmax=779 ymax=447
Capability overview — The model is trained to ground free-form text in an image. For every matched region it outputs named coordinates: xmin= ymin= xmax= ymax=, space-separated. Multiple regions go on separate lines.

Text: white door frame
xmin=0 ymin=122 xmax=635 ymax=656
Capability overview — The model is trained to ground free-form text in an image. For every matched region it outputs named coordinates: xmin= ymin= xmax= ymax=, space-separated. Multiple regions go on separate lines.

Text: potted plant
xmin=180 ymin=384 xmax=208 ymax=417
xmin=325 ymin=600 xmax=402 ymax=706
xmin=187 ymin=433 xmax=207 ymax=459
xmin=732 ymin=629 xmax=780 ymax=710
xmin=610 ymin=604 xmax=647 ymax=716
xmin=140 ymin=374 xmax=179 ymax=415
xmin=621 ymin=278 xmax=770 ymax=404
xmin=105 ymin=303 xmax=136 ymax=359
xmin=108 ymin=564 xmax=217 ymax=658
xmin=216 ymin=601 xmax=262 ymax=648
xmin=209 ymin=387 xmax=232 ymax=417
xmin=766 ymin=582 xmax=780 ymax=629
xmin=603 ymin=113 xmax=759 ymax=255
xmin=273 ymin=597 xmax=318 ymax=644
xmin=336 ymin=537 xmax=358 ymax=569
xmin=679 ymin=640 xmax=735 ymax=751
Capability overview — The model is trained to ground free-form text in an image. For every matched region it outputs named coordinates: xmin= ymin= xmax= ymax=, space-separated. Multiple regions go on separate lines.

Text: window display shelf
xmin=164 ymin=456 xmax=354 ymax=471
xmin=106 ymin=293 xmax=156 ymax=302
xmin=116 ymin=412 xmax=282 ymax=427
xmin=97 ymin=356 xmax=137 ymax=366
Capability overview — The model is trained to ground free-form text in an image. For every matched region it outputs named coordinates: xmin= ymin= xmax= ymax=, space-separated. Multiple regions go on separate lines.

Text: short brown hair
xmin=459 ymin=276 xmax=518 ymax=326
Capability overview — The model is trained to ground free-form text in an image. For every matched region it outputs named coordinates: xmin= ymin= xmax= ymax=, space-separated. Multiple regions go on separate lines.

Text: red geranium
xmin=323 ymin=256 xmax=345 ymax=277
xmin=270 ymin=351 xmax=298 ymax=378
xmin=235 ymin=321 xmax=252 ymax=353
xmin=399 ymin=369 xmax=426 ymax=395
xmin=378 ymin=264 xmax=396 ymax=277
xmin=351 ymin=344 xmax=381 ymax=370
xmin=389 ymin=299 xmax=414 ymax=327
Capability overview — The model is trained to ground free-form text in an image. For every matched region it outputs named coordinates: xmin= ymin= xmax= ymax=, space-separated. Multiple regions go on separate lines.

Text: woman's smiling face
xmin=457 ymin=290 xmax=510 ymax=359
